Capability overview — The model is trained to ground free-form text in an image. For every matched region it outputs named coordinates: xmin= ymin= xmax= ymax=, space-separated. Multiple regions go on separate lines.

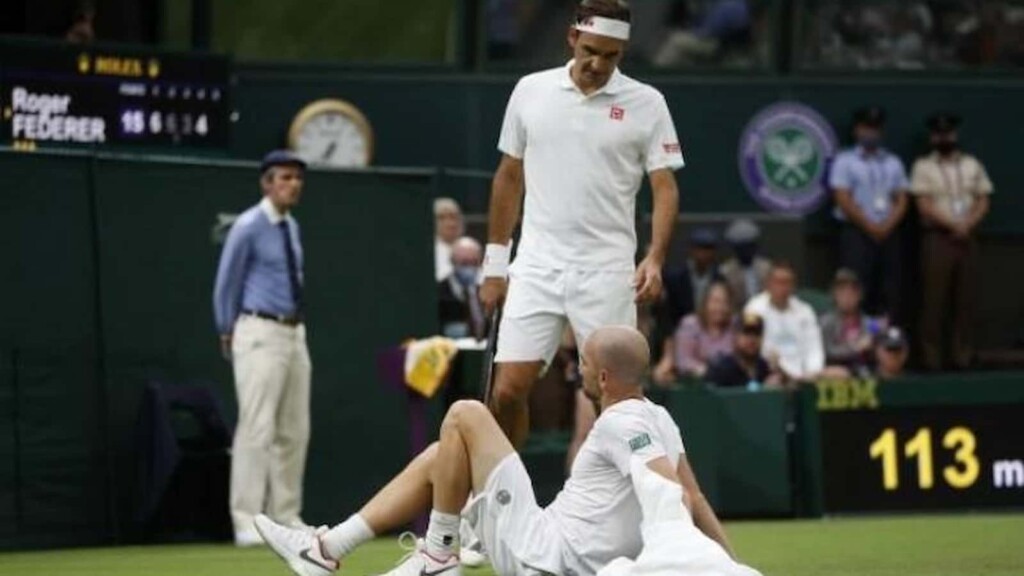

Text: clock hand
xmin=321 ymin=142 xmax=337 ymax=161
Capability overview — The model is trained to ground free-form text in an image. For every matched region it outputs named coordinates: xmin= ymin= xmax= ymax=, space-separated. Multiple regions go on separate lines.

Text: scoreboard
xmin=814 ymin=378 xmax=1024 ymax=513
xmin=0 ymin=38 xmax=230 ymax=150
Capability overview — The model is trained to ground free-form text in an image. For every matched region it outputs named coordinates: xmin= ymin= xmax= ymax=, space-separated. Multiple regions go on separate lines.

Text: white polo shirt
xmin=498 ymin=61 xmax=686 ymax=271
xmin=744 ymin=292 xmax=824 ymax=379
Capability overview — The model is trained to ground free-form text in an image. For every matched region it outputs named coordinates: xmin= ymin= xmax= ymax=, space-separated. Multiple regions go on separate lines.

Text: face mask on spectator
xmin=454 ymin=265 xmax=478 ymax=285
xmin=857 ymin=134 xmax=881 ymax=150
xmin=733 ymin=242 xmax=758 ymax=266
xmin=933 ymin=140 xmax=958 ymax=155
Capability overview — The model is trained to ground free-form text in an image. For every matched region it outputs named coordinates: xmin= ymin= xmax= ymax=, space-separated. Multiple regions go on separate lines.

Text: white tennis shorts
xmin=494 ymin=264 xmax=637 ymax=365
xmin=464 ymin=454 xmax=566 ymax=576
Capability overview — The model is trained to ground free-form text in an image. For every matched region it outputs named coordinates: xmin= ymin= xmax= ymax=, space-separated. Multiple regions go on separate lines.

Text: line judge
xmin=213 ymin=150 xmax=312 ymax=546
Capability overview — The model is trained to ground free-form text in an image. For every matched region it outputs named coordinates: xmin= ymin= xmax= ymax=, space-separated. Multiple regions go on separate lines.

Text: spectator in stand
xmin=438 ymin=237 xmax=486 ymax=340
xmin=65 ymin=3 xmax=95 ymax=43
xmin=745 ymin=261 xmax=844 ymax=383
xmin=434 ymin=198 xmax=465 ymax=282
xmin=652 ymin=227 xmax=722 ymax=384
xmin=911 ymin=112 xmax=993 ymax=371
xmin=830 ymin=106 xmax=910 ymax=323
xmin=673 ymin=281 xmax=735 ymax=379
xmin=719 ymin=218 xmax=771 ymax=308
xmin=705 ymin=313 xmax=783 ymax=389
xmin=654 ymin=0 xmax=753 ymax=66
xmin=819 ymin=268 xmax=884 ymax=376
xmin=875 ymin=326 xmax=909 ymax=379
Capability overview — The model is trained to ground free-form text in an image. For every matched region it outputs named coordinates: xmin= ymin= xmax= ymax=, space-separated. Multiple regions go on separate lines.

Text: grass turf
xmin=1 ymin=514 xmax=1021 ymax=576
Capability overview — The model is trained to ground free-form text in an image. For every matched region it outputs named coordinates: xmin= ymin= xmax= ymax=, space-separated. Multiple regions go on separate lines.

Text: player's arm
xmin=648 ymin=169 xmax=679 ymax=266
xmin=480 ymin=154 xmax=524 ymax=313
xmin=635 ymin=168 xmax=679 ymax=303
xmin=488 ymin=154 xmax=524 ymax=247
xmin=644 ymin=455 xmax=692 ymax=511
xmin=676 ymin=453 xmax=735 ymax=558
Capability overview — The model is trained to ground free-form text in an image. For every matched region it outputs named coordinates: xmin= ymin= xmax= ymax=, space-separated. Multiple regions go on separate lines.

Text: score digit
xmin=943 ymin=427 xmax=980 ymax=489
xmin=869 ymin=426 xmax=980 ymax=492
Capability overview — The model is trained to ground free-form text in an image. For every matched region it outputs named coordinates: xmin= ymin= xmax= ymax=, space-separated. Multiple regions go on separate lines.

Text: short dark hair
xmin=576 ymin=0 xmax=631 ymax=24
xmin=770 ymin=260 xmax=798 ymax=278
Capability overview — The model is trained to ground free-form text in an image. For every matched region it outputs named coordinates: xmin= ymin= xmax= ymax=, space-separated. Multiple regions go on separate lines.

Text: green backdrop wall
xmin=231 ymin=69 xmax=1024 ymax=232
xmin=0 ymin=150 xmax=437 ymax=548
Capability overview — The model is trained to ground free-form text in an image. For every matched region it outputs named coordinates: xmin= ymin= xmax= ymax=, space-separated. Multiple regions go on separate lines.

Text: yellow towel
xmin=404 ymin=337 xmax=458 ymax=398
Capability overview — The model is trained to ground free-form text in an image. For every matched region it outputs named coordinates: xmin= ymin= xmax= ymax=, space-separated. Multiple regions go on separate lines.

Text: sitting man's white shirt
xmin=744 ymin=291 xmax=824 ymax=379
xmin=546 ymin=398 xmax=685 ymax=576
xmin=597 ymin=458 xmax=762 ymax=576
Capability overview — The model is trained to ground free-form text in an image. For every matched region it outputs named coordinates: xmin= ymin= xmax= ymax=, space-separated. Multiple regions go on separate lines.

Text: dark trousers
xmin=839 ymin=223 xmax=903 ymax=322
xmin=920 ymin=230 xmax=977 ymax=371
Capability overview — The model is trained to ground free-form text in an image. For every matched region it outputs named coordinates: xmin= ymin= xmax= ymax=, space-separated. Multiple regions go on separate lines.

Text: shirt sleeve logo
xmin=629 ymin=433 xmax=652 ymax=452
xmin=663 ymin=142 xmax=681 ymax=154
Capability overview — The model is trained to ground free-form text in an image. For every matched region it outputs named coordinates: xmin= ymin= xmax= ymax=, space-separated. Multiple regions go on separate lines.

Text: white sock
xmin=425 ymin=510 xmax=460 ymax=560
xmin=322 ymin=514 xmax=374 ymax=560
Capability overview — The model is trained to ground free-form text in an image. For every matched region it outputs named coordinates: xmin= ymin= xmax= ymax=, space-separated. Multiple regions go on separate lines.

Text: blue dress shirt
xmin=829 ymin=146 xmax=910 ymax=224
xmin=213 ymin=198 xmax=304 ymax=334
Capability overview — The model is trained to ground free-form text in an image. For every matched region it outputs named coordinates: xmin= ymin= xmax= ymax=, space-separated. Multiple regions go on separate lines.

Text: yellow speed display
xmin=820 ymin=404 xmax=1024 ymax=511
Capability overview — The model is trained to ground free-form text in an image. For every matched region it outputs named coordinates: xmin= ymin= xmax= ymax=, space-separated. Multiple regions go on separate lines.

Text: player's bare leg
xmin=489 ymin=361 xmax=544 ymax=448
xmin=254 ymin=400 xmax=514 ymax=576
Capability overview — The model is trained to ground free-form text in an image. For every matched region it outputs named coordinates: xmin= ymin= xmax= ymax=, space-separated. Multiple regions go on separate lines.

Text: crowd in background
xmin=485 ymin=0 xmax=769 ymax=68
xmin=485 ymin=0 xmax=1024 ymax=70
xmin=807 ymin=0 xmax=1024 ymax=69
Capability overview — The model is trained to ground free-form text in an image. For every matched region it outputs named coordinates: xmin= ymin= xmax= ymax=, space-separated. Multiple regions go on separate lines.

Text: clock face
xmin=288 ymin=100 xmax=373 ymax=168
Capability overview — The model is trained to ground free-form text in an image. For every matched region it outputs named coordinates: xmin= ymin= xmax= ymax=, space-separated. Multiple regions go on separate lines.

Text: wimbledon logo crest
xmin=738 ymin=102 xmax=838 ymax=215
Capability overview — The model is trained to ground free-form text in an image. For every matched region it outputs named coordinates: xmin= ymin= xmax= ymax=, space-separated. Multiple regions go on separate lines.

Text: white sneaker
xmin=235 ymin=526 xmax=264 ymax=548
xmin=378 ymin=533 xmax=461 ymax=576
xmin=458 ymin=520 xmax=487 ymax=568
xmin=459 ymin=547 xmax=487 ymax=569
xmin=254 ymin=514 xmax=339 ymax=576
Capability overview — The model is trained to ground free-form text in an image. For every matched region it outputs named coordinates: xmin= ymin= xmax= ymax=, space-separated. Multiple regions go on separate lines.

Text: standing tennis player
xmin=481 ymin=0 xmax=685 ymax=449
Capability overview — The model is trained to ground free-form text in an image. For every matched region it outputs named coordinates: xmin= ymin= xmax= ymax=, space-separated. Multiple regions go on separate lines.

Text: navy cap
xmin=879 ymin=326 xmax=907 ymax=350
xmin=260 ymin=150 xmax=307 ymax=174
xmin=689 ymin=227 xmax=719 ymax=248
xmin=853 ymin=106 xmax=886 ymax=128
xmin=927 ymin=112 xmax=961 ymax=133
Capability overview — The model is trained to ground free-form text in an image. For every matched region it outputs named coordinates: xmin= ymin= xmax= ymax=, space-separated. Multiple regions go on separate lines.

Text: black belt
xmin=242 ymin=309 xmax=303 ymax=326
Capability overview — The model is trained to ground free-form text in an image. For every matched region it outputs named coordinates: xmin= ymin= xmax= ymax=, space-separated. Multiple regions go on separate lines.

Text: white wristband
xmin=483 ymin=243 xmax=511 ymax=278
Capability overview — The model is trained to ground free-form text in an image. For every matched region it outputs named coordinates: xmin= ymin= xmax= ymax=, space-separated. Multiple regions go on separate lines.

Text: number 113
xmin=869 ymin=427 xmax=980 ymax=491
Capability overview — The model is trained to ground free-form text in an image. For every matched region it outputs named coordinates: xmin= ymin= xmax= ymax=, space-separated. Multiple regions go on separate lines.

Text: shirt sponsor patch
xmin=610 ymin=106 xmax=625 ymax=121
xmin=629 ymin=433 xmax=652 ymax=452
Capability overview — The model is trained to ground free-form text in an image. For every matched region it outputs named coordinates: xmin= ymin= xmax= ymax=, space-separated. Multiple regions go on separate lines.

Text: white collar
xmin=559 ymin=60 xmax=625 ymax=96
xmin=260 ymin=197 xmax=287 ymax=225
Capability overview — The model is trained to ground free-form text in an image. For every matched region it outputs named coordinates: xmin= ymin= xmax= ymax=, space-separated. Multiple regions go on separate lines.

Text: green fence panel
xmin=0 ymin=151 xmax=107 ymax=549
xmin=715 ymin=388 xmax=792 ymax=516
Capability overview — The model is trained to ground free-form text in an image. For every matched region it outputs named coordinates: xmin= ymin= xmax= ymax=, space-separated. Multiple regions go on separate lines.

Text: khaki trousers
xmin=229 ymin=315 xmax=311 ymax=534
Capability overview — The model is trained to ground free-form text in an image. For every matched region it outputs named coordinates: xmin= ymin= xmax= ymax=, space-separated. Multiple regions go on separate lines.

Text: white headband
xmin=574 ymin=16 xmax=630 ymax=41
